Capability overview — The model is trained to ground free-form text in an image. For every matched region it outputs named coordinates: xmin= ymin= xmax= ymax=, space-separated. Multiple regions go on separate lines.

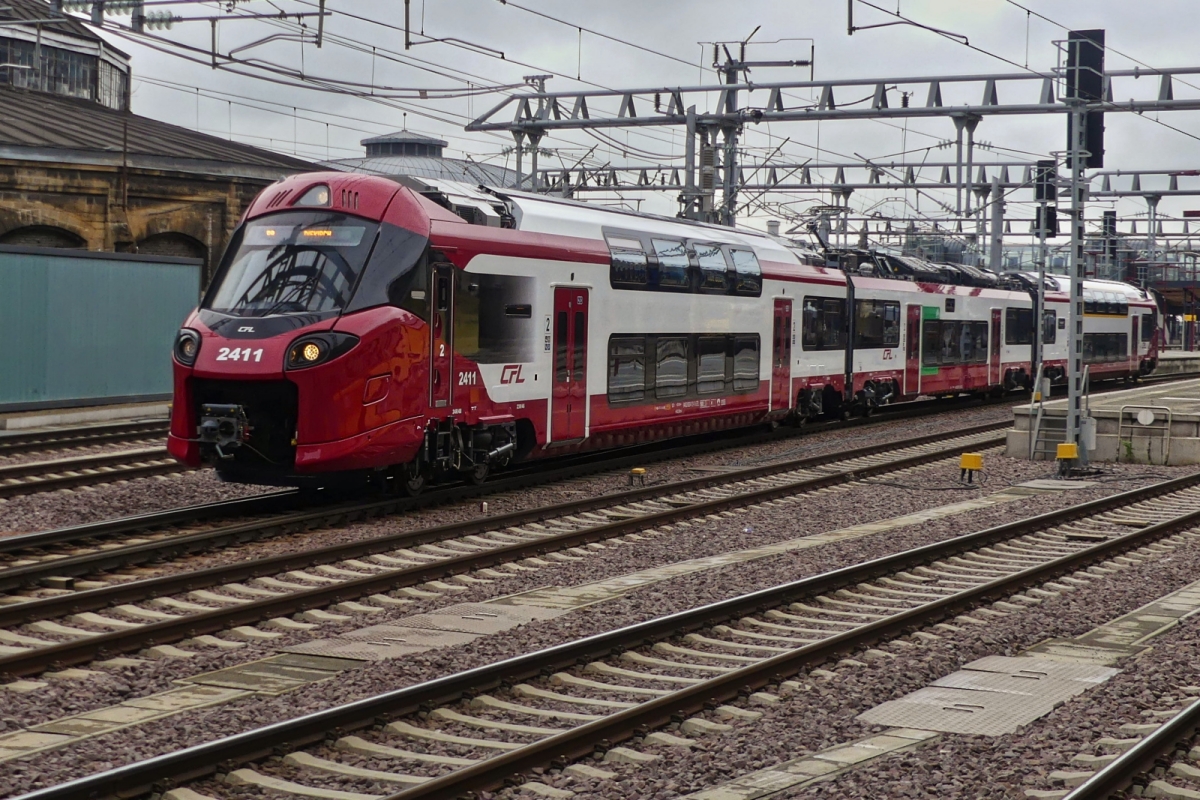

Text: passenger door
xmin=429 ymin=265 xmax=453 ymax=409
xmin=904 ymin=304 xmax=921 ymax=395
xmin=990 ymin=308 xmax=1002 ymax=386
xmin=1131 ymin=315 xmax=1139 ymax=372
xmin=771 ymin=299 xmax=793 ymax=411
xmin=551 ymin=288 xmax=589 ymax=441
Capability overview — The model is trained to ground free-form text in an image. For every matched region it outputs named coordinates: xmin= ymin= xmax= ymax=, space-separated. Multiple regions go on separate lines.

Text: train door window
xmin=1142 ymin=312 xmax=1156 ymax=341
xmin=801 ymin=296 xmax=845 ymax=351
xmin=945 ymin=298 xmax=956 ymax=313
xmin=572 ymin=311 xmax=586 ymax=381
xmin=694 ymin=243 xmax=730 ymax=292
xmin=696 ymin=335 xmax=728 ymax=394
xmin=555 ymin=311 xmax=569 ymax=382
xmin=729 ymin=249 xmax=763 ymax=297
xmin=436 ymin=274 xmax=450 ymax=311
xmin=651 ymin=239 xmax=691 ymax=290
xmin=1043 ymin=310 xmax=1058 ymax=344
xmin=607 ymin=336 xmax=646 ymax=403
xmin=1005 ymin=308 xmax=1034 ymax=345
xmin=655 ymin=337 xmax=689 ymax=398
xmin=607 ymin=235 xmax=649 ymax=288
xmin=852 ymin=300 xmax=900 ymax=349
xmin=732 ymin=335 xmax=760 ymax=391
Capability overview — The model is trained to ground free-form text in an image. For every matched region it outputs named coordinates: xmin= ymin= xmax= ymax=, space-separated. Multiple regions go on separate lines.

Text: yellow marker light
xmin=302 ymin=343 xmax=321 ymax=362
xmin=1057 ymin=442 xmax=1080 ymax=461
xmin=959 ymin=453 xmax=984 ymax=472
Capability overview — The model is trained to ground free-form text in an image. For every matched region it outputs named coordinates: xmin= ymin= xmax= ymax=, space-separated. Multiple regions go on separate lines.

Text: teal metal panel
xmin=0 ymin=249 xmax=200 ymax=409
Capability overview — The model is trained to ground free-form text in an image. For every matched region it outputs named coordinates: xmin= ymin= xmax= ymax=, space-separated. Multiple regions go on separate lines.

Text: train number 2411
xmin=216 ymin=347 xmax=264 ymax=362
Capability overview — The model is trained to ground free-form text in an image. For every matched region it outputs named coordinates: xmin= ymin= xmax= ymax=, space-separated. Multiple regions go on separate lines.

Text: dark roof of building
xmin=324 ymin=154 xmax=519 ymax=188
xmin=0 ymin=85 xmax=315 ymax=179
xmin=0 ymin=0 xmax=129 ymax=57
xmin=361 ymin=130 xmax=448 ymax=147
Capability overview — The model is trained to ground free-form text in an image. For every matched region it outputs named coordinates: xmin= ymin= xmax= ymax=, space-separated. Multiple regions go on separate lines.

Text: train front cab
xmin=168 ymin=173 xmax=471 ymax=490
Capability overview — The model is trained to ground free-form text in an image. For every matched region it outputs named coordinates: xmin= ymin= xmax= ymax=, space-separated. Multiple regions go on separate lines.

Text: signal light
xmin=295 ymin=185 xmax=332 ymax=207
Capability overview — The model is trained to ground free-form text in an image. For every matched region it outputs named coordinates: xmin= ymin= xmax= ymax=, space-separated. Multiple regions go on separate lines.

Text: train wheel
xmin=467 ymin=462 xmax=489 ymax=486
xmin=399 ymin=461 xmax=426 ymax=496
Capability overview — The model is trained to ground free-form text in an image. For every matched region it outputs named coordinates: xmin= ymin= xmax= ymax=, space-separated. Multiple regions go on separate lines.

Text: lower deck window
xmin=656 ymin=338 xmax=689 ymax=398
xmin=607 ymin=332 xmax=760 ymax=404
xmin=922 ymin=320 xmax=989 ymax=366
xmin=733 ymin=337 xmax=760 ymax=391
xmin=1084 ymin=332 xmax=1128 ymax=362
xmin=608 ymin=337 xmax=646 ymax=402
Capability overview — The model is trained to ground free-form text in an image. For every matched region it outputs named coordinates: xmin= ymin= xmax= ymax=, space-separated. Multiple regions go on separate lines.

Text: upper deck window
xmin=694 ymin=243 xmax=730 ymax=292
xmin=607 ymin=235 xmax=649 ymax=287
xmin=651 ymin=239 xmax=691 ymax=289
xmin=729 ymin=248 xmax=762 ymax=297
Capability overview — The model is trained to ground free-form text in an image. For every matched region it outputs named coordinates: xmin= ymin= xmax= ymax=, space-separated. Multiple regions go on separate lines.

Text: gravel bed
xmin=0 ymin=438 xmax=167 ymax=468
xmin=515 ymin=529 xmax=1200 ymax=799
xmin=0 ymin=450 xmax=1182 ymax=793
xmin=0 ymin=471 xmax=273 ymax=536
xmin=0 ymin=402 xmax=1020 ymax=593
xmin=0 ymin=400 xmax=1013 ymax=537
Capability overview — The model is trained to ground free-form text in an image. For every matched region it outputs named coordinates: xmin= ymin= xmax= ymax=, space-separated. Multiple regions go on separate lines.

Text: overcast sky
xmin=82 ymin=0 xmax=1200 ymax=235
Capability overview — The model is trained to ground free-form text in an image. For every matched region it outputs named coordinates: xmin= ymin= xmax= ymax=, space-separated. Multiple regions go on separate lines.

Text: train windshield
xmin=205 ymin=212 xmax=379 ymax=317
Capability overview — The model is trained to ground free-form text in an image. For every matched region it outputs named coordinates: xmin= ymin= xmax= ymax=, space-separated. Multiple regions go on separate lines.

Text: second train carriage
xmin=167 ymin=172 xmax=1159 ymax=490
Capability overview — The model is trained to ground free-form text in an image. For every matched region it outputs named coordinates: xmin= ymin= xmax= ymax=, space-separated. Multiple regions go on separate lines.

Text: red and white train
xmin=167 ymin=171 xmax=1159 ymax=491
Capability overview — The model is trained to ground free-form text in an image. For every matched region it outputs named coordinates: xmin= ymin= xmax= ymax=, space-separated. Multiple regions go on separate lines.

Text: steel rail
xmin=0 ymin=448 xmax=186 ymax=498
xmin=0 ymin=427 xmax=1007 ymax=675
xmin=387 ymin=496 xmax=1200 ymax=800
xmin=0 ymin=394 xmax=897 ymax=558
xmin=17 ymin=471 xmax=1200 ymax=800
xmin=1 ymin=376 xmax=1173 ymax=559
xmin=0 ymin=420 xmax=1008 ymax=594
xmin=0 ymin=420 xmax=169 ymax=457
xmin=1062 ymin=701 xmax=1200 ymax=799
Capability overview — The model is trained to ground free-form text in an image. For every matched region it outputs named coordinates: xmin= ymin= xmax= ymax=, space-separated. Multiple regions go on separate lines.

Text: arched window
xmin=137 ymin=232 xmax=207 ymax=262
xmin=0 ymin=225 xmax=86 ymax=249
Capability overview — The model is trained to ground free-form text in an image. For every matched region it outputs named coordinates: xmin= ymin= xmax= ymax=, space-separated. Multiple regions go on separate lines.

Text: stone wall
xmin=0 ymin=159 xmax=276 ymax=288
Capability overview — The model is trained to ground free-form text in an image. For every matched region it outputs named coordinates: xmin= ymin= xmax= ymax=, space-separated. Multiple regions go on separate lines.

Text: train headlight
xmin=174 ymin=328 xmax=201 ymax=366
xmin=286 ymin=332 xmax=359 ymax=370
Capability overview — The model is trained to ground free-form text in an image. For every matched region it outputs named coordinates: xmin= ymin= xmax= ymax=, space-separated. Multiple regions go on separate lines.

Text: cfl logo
xmin=500 ymin=364 xmax=525 ymax=384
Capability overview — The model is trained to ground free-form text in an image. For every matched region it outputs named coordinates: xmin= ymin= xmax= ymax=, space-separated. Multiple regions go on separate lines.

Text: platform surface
xmin=1009 ymin=378 xmax=1200 ymax=465
xmin=0 ymin=401 xmax=168 ymax=431
xmin=1015 ymin=378 xmax=1200 ymax=419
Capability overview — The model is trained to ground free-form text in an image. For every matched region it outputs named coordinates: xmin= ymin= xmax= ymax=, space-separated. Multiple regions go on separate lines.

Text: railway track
xmin=17 ymin=454 xmax=1200 ymax=800
xmin=0 ymin=419 xmax=168 ymax=458
xmin=0 ymin=422 xmax=1008 ymax=677
xmin=0 ymin=390 xmax=1019 ymax=586
xmin=0 ymin=447 xmax=187 ymax=499
xmin=1061 ymin=689 xmax=1200 ymax=799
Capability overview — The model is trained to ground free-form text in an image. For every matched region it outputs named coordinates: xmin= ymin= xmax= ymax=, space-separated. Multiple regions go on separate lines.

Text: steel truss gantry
xmin=466 ymin=55 xmax=1200 ymax=466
